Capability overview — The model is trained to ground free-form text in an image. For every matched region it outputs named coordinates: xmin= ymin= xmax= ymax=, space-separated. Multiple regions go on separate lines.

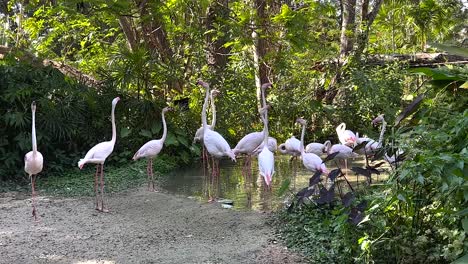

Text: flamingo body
xmin=279 ymin=136 xmax=301 ymax=156
xmin=24 ymin=151 xmax=43 ymax=176
xmin=78 ymin=141 xmax=114 ymax=168
xmin=336 ymin=123 xmax=356 ymax=147
xmin=204 ymin=129 xmax=236 ymax=160
xmin=296 ymin=118 xmax=328 ymax=174
xmin=232 ymin=131 xmax=264 ymax=156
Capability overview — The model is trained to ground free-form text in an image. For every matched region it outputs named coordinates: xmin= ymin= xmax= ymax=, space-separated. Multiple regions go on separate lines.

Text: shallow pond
xmin=161 ymin=155 xmax=388 ymax=211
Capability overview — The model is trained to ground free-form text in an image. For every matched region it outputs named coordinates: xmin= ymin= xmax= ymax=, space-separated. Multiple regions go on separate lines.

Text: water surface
xmin=161 ymin=155 xmax=388 ymax=211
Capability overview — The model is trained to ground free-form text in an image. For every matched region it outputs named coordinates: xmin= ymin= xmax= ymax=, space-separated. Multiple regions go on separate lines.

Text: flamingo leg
xmin=146 ymin=159 xmax=151 ymax=191
xmin=150 ymin=159 xmax=156 ymax=192
xmin=100 ymin=164 xmax=108 ymax=212
xmin=94 ymin=164 xmax=100 ymax=210
xmin=31 ymin=174 xmax=38 ymax=221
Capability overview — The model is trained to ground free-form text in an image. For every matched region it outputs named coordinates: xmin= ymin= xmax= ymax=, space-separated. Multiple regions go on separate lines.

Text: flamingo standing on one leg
xmin=133 ymin=107 xmax=173 ymax=191
xmin=24 ymin=101 xmax=43 ymax=221
xmin=198 ymin=80 xmax=235 ymax=180
xmin=258 ymin=105 xmax=274 ymax=190
xmin=78 ymin=97 xmax=120 ymax=212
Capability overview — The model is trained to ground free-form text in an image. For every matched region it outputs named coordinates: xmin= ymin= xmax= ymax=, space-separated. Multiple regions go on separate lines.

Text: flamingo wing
xmin=233 ymin=132 xmax=263 ymax=155
xmin=204 ymin=130 xmax=234 ymax=160
xmin=133 ymin=140 xmax=164 ymax=160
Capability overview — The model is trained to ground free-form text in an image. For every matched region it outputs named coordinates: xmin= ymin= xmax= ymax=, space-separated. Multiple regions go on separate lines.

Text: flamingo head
xmin=278 ymin=143 xmax=288 ymax=154
xmin=196 ymin=80 xmax=209 ymax=89
xmin=112 ymin=97 xmax=120 ymax=105
xmin=163 ymin=106 xmax=173 ymax=113
xmin=372 ymin=114 xmax=385 ymax=126
xmin=295 ymin=118 xmax=307 ymax=126
xmin=31 ymin=101 xmax=36 ymax=112
xmin=211 ymin=89 xmax=220 ymax=98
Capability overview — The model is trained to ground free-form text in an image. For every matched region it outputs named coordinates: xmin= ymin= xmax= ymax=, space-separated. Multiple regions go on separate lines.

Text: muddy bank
xmin=0 ymin=188 xmax=304 ymax=263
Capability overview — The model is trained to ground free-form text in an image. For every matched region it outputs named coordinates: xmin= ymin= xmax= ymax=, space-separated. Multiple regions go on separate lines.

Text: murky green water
xmin=161 ymin=155 xmax=388 ymax=211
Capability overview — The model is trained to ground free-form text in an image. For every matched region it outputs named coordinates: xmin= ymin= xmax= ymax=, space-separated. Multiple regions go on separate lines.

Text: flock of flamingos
xmin=23 ymin=80 xmax=388 ymax=221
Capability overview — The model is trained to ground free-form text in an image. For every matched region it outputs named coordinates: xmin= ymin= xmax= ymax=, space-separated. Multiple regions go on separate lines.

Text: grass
xmin=3 ymin=156 xmax=178 ymax=197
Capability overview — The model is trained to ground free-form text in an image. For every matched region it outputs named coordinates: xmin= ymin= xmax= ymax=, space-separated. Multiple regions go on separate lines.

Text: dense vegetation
xmin=0 ymin=0 xmax=467 ymax=263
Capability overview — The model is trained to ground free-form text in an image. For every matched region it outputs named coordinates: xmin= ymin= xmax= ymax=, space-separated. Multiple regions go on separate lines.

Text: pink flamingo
xmin=133 ymin=106 xmax=173 ymax=191
xmin=232 ymin=83 xmax=273 ymax=175
xmin=336 ymin=123 xmax=357 ymax=147
xmin=305 ymin=140 xmax=331 ymax=157
xmin=24 ymin=101 xmax=43 ymax=221
xmin=258 ymin=105 xmax=274 ymax=189
xmin=355 ymin=114 xmax=387 ymax=155
xmin=194 ymin=89 xmax=220 ymax=168
xmin=296 ymin=118 xmax=328 ymax=174
xmin=198 ymin=80 xmax=235 ymax=179
xmin=78 ymin=97 xmax=120 ymax=212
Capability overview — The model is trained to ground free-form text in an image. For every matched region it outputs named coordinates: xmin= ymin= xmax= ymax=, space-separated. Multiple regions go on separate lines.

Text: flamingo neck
xmin=261 ymin=111 xmax=269 ymax=146
xmin=210 ymin=92 xmax=216 ymax=129
xmin=300 ymin=123 xmax=306 ymax=154
xmin=111 ymin=103 xmax=117 ymax=144
xmin=32 ymin=108 xmax=37 ymax=155
xmin=160 ymin=110 xmax=168 ymax=142
xmin=260 ymin=87 xmax=267 ymax=118
xmin=201 ymin=85 xmax=210 ymax=132
xmin=378 ymin=119 xmax=387 ymax=145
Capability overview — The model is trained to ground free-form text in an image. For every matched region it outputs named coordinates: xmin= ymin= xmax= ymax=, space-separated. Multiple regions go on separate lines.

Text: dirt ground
xmin=0 ymin=187 xmax=305 ymax=264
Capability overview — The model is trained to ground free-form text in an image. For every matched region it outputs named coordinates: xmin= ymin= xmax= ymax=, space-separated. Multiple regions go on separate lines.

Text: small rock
xmin=221 ymin=204 xmax=233 ymax=209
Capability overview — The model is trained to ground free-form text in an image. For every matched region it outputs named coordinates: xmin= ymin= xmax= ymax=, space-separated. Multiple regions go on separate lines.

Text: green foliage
xmin=0 ymin=58 xmax=191 ymax=181
xmin=275 ymin=203 xmax=363 ymax=263
xmin=276 ymin=66 xmax=467 ymax=263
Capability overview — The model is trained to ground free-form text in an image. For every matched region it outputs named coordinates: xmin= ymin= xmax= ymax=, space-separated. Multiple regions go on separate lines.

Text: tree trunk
xmin=134 ymin=0 xmax=183 ymax=93
xmin=118 ymin=16 xmax=140 ymax=52
xmin=339 ymin=0 xmax=356 ymax=57
xmin=253 ymin=0 xmax=270 ymax=110
xmin=354 ymin=0 xmax=384 ymax=59
xmin=205 ymin=0 xmax=231 ymax=86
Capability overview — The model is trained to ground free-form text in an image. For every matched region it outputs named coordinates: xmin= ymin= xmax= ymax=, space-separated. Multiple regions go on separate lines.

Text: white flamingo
xmin=296 ymin=118 xmax=328 ymax=174
xmin=133 ymin=106 xmax=173 ymax=191
xmin=24 ymin=101 xmax=43 ymax=221
xmin=78 ymin=97 xmax=120 ymax=212
xmin=198 ymin=80 xmax=235 ymax=178
xmin=336 ymin=123 xmax=357 ymax=147
xmin=305 ymin=140 xmax=331 ymax=156
xmin=232 ymin=83 xmax=273 ymax=172
xmin=258 ymin=106 xmax=274 ymax=188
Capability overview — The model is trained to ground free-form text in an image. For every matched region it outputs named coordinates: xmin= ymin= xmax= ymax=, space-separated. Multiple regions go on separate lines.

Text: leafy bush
xmin=275 ymin=66 xmax=467 ymax=263
xmin=0 ymin=56 xmax=192 ymax=181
